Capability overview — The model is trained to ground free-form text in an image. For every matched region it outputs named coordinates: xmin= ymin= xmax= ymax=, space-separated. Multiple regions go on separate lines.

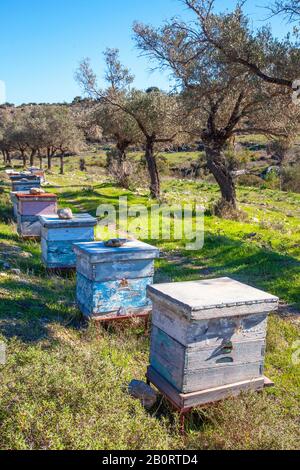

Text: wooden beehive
xmin=12 ymin=177 xmax=41 ymax=193
xmin=147 ymin=278 xmax=278 ymax=406
xmin=39 ymin=213 xmax=97 ymax=269
xmin=16 ymin=193 xmax=57 ymax=238
xmin=73 ymin=240 xmax=160 ymax=320
xmin=29 ymin=168 xmax=46 ymax=183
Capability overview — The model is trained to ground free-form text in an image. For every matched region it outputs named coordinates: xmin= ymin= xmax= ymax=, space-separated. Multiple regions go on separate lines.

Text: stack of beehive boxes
xmin=147 ymin=277 xmax=278 ymax=407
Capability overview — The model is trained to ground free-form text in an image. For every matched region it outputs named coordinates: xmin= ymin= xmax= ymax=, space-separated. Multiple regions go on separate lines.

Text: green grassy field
xmin=0 ymin=158 xmax=299 ymax=450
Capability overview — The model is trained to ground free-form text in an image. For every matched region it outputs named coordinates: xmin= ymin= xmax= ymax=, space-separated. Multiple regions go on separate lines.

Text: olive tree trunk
xmin=21 ymin=150 xmax=27 ymax=168
xmin=145 ymin=138 xmax=160 ymax=199
xmin=206 ymin=146 xmax=237 ymax=209
xmin=60 ymin=153 xmax=65 ymax=175
xmin=47 ymin=148 xmax=52 ymax=170
xmin=30 ymin=149 xmax=36 ymax=167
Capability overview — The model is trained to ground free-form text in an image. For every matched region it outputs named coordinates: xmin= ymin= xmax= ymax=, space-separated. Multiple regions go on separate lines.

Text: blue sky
xmin=0 ymin=0 xmax=291 ymax=105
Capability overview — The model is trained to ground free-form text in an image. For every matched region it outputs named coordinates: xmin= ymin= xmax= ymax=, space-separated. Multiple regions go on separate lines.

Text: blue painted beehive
xmin=39 ymin=213 xmax=97 ymax=269
xmin=12 ymin=177 xmax=41 ymax=192
xmin=73 ymin=240 xmax=160 ymax=320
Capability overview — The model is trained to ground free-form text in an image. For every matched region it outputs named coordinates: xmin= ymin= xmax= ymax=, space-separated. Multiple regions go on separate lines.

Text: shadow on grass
xmin=0 ymin=203 xmax=299 ymax=346
xmin=153 ymin=232 xmax=300 ymax=309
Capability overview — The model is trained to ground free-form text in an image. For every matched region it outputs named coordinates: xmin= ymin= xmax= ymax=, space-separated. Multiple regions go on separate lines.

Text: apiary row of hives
xmin=6 ymin=170 xmax=279 ymax=417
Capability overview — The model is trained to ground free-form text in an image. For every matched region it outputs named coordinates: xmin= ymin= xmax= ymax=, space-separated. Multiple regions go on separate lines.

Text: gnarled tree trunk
xmin=21 ymin=150 xmax=27 ymax=168
xmin=2 ymin=150 xmax=6 ymax=165
xmin=205 ymin=145 xmax=237 ymax=209
xmin=115 ymin=140 xmax=131 ymax=189
xmin=30 ymin=149 xmax=36 ymax=167
xmin=38 ymin=150 xmax=43 ymax=170
xmin=47 ymin=148 xmax=52 ymax=170
xmin=6 ymin=150 xmax=12 ymax=166
xmin=145 ymin=137 xmax=160 ymax=199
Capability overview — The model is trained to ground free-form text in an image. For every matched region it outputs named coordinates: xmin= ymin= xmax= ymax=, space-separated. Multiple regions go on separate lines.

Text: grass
xmin=0 ymin=157 xmax=299 ymax=450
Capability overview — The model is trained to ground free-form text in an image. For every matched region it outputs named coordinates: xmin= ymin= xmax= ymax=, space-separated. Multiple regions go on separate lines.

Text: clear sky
xmin=0 ymin=0 xmax=291 ymax=105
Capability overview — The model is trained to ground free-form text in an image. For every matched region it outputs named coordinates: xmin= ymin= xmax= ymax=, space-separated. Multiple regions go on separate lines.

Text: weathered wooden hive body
xmin=39 ymin=213 xmax=97 ymax=269
xmin=74 ymin=240 xmax=160 ymax=320
xmin=12 ymin=177 xmax=41 ymax=193
xmin=147 ymin=278 xmax=279 ymax=400
xmin=16 ymin=193 xmax=57 ymax=238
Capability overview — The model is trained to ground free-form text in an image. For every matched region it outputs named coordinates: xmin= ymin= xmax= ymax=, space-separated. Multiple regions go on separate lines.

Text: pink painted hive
xmin=16 ymin=193 xmax=58 ymax=238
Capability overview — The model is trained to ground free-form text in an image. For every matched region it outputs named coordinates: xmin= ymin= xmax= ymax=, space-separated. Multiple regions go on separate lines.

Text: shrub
xmin=212 ymin=199 xmax=248 ymax=221
xmin=237 ymin=174 xmax=264 ymax=188
xmin=282 ymin=165 xmax=300 ymax=193
xmin=106 ymin=150 xmax=147 ymax=190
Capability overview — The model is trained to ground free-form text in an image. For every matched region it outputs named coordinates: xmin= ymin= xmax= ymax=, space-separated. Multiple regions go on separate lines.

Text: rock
xmin=104 ymin=239 xmax=127 ymax=248
xmin=19 ymin=251 xmax=32 ymax=259
xmin=30 ymin=188 xmax=45 ymax=195
xmin=11 ymin=269 xmax=21 ymax=276
xmin=58 ymin=208 xmax=73 ymax=220
xmin=128 ymin=380 xmax=158 ymax=410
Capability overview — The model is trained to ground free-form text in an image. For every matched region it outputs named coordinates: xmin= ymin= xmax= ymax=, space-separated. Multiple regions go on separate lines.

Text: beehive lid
xmin=147 ymin=277 xmax=279 ymax=320
xmin=39 ymin=213 xmax=97 ymax=229
xmin=73 ymin=240 xmax=160 ymax=263
xmin=16 ymin=193 xmax=56 ymax=199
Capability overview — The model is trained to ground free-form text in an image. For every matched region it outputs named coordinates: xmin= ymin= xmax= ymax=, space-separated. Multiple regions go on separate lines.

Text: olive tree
xmin=50 ymin=107 xmax=85 ymax=175
xmin=181 ymin=0 xmax=300 ymax=89
xmin=0 ymin=108 xmax=14 ymax=165
xmin=76 ymin=49 xmax=183 ymax=198
xmin=133 ymin=3 xmax=295 ymax=211
xmin=94 ymin=102 xmax=141 ymax=188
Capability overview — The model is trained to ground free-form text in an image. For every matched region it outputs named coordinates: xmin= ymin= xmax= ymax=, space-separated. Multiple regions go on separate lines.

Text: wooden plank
xmin=150 ymin=327 xmax=185 ymax=391
xmin=19 ymin=200 xmax=57 ymax=216
xmin=41 ymin=226 xmax=95 ymax=242
xmin=76 ymin=257 xmax=155 ymax=282
xmin=91 ymin=308 xmax=151 ymax=322
xmin=147 ymin=367 xmax=266 ymax=410
xmin=76 ymin=273 xmax=153 ymax=317
xmin=39 ymin=214 xmax=97 ymax=230
xmin=73 ymin=240 xmax=159 ymax=264
xmin=12 ymin=181 xmax=41 ymax=192
xmin=152 ymin=306 xmax=268 ymax=348
xmin=182 ymin=361 xmax=264 ymax=394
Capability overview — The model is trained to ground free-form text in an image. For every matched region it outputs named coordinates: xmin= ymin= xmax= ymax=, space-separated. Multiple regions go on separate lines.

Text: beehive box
xmin=10 ymin=191 xmax=30 ymax=219
xmin=147 ymin=278 xmax=279 ymax=405
xmin=73 ymin=240 xmax=160 ymax=320
xmin=12 ymin=177 xmax=41 ymax=192
xmin=29 ymin=168 xmax=46 ymax=183
xmin=16 ymin=193 xmax=57 ymax=238
xmin=39 ymin=213 xmax=97 ymax=269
